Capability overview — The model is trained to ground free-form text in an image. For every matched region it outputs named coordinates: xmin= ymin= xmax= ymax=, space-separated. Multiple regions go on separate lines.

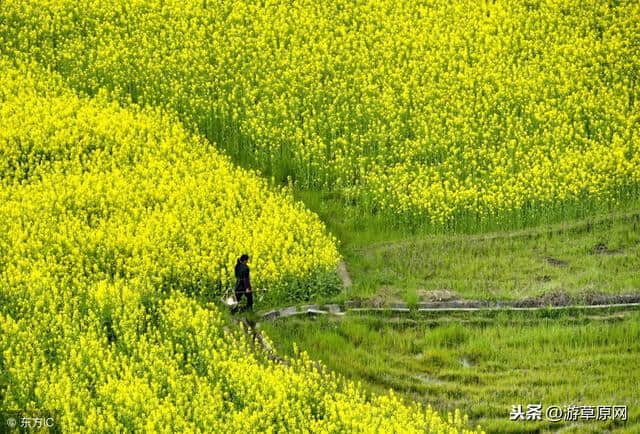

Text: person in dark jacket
xmin=233 ymin=253 xmax=253 ymax=312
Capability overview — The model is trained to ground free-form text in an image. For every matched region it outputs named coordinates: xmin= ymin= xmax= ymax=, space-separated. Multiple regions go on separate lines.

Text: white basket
xmin=222 ymin=295 xmax=238 ymax=307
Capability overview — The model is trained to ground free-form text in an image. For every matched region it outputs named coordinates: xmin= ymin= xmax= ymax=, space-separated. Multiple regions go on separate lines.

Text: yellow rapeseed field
xmin=4 ymin=0 xmax=633 ymax=430
xmin=1 ymin=0 xmax=638 ymax=224
xmin=0 ymin=58 xmax=340 ymax=297
xmin=0 ymin=59 xmax=479 ymax=432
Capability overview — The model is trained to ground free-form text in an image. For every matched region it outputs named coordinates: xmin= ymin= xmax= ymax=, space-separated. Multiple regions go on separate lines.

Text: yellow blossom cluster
xmin=0 ymin=58 xmax=340 ymax=298
xmin=1 ymin=286 xmax=478 ymax=432
xmin=1 ymin=0 xmax=638 ymax=224
xmin=0 ymin=60 xmax=479 ymax=432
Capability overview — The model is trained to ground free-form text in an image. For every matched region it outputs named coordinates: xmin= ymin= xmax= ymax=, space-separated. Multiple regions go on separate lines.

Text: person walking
xmin=233 ymin=253 xmax=253 ymax=312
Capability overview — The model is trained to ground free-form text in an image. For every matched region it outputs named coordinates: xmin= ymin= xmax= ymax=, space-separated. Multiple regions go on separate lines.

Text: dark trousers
xmin=235 ymin=289 xmax=253 ymax=310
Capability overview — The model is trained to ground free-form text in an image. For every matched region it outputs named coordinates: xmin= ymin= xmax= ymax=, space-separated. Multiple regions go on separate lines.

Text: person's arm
xmin=244 ymin=267 xmax=252 ymax=292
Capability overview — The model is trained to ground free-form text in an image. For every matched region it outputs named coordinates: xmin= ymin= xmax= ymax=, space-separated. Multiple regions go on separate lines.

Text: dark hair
xmin=239 ymin=253 xmax=250 ymax=262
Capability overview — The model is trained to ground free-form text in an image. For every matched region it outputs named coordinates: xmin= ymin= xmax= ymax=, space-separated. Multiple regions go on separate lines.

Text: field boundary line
xmin=258 ymin=299 xmax=640 ymax=321
xmin=352 ymin=209 xmax=640 ymax=252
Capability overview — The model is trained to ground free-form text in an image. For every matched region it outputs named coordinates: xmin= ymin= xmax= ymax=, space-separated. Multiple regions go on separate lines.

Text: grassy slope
xmin=262 ymin=309 xmax=640 ymax=433
xmin=294 ymin=190 xmax=640 ymax=305
xmin=254 ymin=193 xmax=640 ymax=434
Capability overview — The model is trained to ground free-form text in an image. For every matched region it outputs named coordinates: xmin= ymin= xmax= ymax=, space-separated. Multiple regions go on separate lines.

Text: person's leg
xmin=234 ymin=290 xmax=244 ymax=313
xmin=246 ymin=291 xmax=253 ymax=310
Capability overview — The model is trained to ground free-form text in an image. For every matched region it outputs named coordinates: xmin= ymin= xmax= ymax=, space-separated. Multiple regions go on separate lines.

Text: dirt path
xmin=257 ymin=293 xmax=640 ymax=321
xmin=233 ymin=316 xmax=289 ymax=365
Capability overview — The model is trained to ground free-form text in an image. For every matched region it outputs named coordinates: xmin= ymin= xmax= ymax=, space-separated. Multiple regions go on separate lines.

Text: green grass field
xmin=251 ymin=193 xmax=640 ymax=434
xmin=262 ymin=309 xmax=640 ymax=433
xmin=257 ymin=204 xmax=640 ymax=433
xmin=294 ymin=199 xmax=640 ymax=307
